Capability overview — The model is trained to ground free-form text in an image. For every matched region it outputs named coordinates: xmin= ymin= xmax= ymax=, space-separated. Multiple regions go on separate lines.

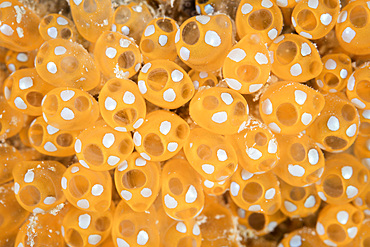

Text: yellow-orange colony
xmin=1 ymin=0 xmax=370 ymax=246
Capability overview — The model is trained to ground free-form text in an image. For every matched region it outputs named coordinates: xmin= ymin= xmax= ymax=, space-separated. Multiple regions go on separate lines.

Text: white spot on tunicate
xmin=250 ymin=84 xmax=263 ymax=93
xmin=242 ymin=169 xmax=254 ymax=180
xmin=60 ymin=90 xmax=75 ymax=102
xmin=4 ymin=86 xmax=10 ymax=100
xmin=337 ymin=210 xmax=349 ymax=224
xmin=284 ymin=201 xmax=297 ymax=212
xmin=176 ymin=222 xmax=187 ymax=233
xmin=60 ymin=107 xmax=75 ymax=121
xmin=193 ymin=224 xmax=200 ymax=235
xmin=338 ymin=11 xmax=347 ymax=23
xmin=88 ymin=235 xmax=101 ymax=245
xmin=346 ymin=185 xmax=358 ymax=198
xmin=0 ymin=24 xmax=13 ymax=36
xmin=140 ymin=152 xmax=151 ymax=160
xmin=295 ymin=90 xmax=307 ymax=105
xmin=246 ymin=147 xmax=263 ymax=160
xmin=163 ymin=88 xmax=176 ymax=102
xmin=325 ymin=59 xmax=337 ymax=70
xmin=47 ymin=62 xmax=57 ymax=74
xmin=33 ymin=208 xmax=44 ymax=214
xmin=221 ymin=93 xmax=233 ymax=105
xmin=144 ymin=25 xmax=155 ymax=36
xmin=225 ymin=78 xmax=242 ymax=90
xmin=265 ymin=188 xmax=275 ymax=199
xmin=292 ymin=17 xmax=297 ymax=28
xmin=47 ymin=27 xmax=58 ymax=38
xmin=308 ymin=0 xmax=318 ymax=8
xmin=327 ymin=116 xmax=340 ymax=131
xmin=138 ymin=80 xmax=147 ymax=94
xmin=14 ymin=182 xmax=20 ymax=194
xmin=212 ymin=111 xmax=228 ymax=123
xmin=316 ymin=222 xmax=325 ymax=235
xmin=121 ymin=26 xmax=130 ymax=36
xmin=104 ymin=97 xmax=117 ymax=111
xmin=61 ymin=177 xmax=67 ymax=189
xmin=205 ymin=31 xmax=221 ymax=47
xmin=78 ymin=214 xmax=91 ymax=229
xmin=340 ymin=69 xmax=348 ymax=79
xmin=158 ymin=35 xmax=168 ymax=46
xmin=123 ymin=91 xmax=135 ymax=105
xmin=44 ymin=142 xmax=57 ymax=152
xmin=24 ymin=170 xmax=34 ymax=183
xmin=117 ymin=238 xmax=130 ymax=247
xmin=91 ymin=184 xmax=104 ymax=196
xmin=199 ymin=71 xmax=208 ymax=78
xmin=133 ymin=131 xmax=142 ymax=146
xmin=107 ymin=156 xmax=120 ymax=166
xmin=7 ymin=63 xmax=15 ymax=72
xmin=261 ymin=98 xmax=273 ymax=115
xmin=137 ymin=230 xmax=149 ymax=245
xmin=268 ymin=122 xmax=281 ymax=133
xmin=290 ymin=235 xmax=302 ymax=247
xmin=290 ymin=63 xmax=303 ymax=76
xmin=288 ymin=164 xmax=305 ymax=177
xmin=204 ymin=4 xmax=214 ymax=14
xmin=0 ymin=2 xmax=11 ymax=8
xmin=118 ymin=161 xmax=128 ymax=171
xmin=230 ymin=182 xmax=240 ymax=196
xmin=185 ymin=185 xmax=197 ymax=203
xmin=57 ymin=17 xmax=68 ymax=25
xmin=347 ymin=74 xmax=355 ymax=91
xmin=320 ymin=13 xmax=332 ymax=26
xmin=106 ymin=47 xmax=117 ymax=59
xmin=164 ymin=194 xmax=178 ymax=208
xmin=300 ymin=32 xmax=313 ymax=39
xmin=135 ymin=63 xmax=141 ymax=72
xmin=102 ymin=133 xmax=115 ymax=149
xmin=141 ymin=188 xmax=152 ymax=197
xmin=363 ymin=110 xmax=370 ymax=119
xmin=14 ymin=97 xmax=27 ymax=109
xmin=342 ymin=27 xmax=356 ymax=43
xmin=77 ymin=199 xmax=89 ymax=209
xmin=346 ymin=124 xmax=357 ymax=137
xmin=54 ymin=46 xmax=67 ymax=56
xmin=318 ymin=191 xmax=327 ymax=201
xmin=267 ymin=29 xmax=278 ymax=41
xmin=19 ymin=77 xmax=33 ymax=90
xmin=141 ymin=63 xmax=151 ymax=73
xmin=241 ymin=3 xmax=253 ymax=14
xmin=301 ymin=112 xmax=312 ymax=125
xmin=196 ymin=15 xmax=210 ymax=24
xmin=204 ymin=180 xmax=214 ymax=188
xmin=255 ymin=52 xmax=268 ymax=65
xmin=261 ymin=0 xmax=273 ymax=8
xmin=301 ymin=43 xmax=311 ymax=57
xmin=167 ymin=142 xmax=178 ymax=152
xmin=227 ymin=48 xmax=246 ymax=62
xmin=217 ymin=149 xmax=228 ymax=161
xmin=274 ymin=35 xmax=285 ymax=44
xmin=119 ymin=38 xmax=130 ymax=48
xmin=304 ymin=195 xmax=316 ymax=208
xmin=175 ymin=29 xmax=180 ymax=43
xmin=202 ymin=164 xmax=215 ymax=174
xmin=75 ymin=139 xmax=82 ymax=153
xmin=121 ymin=190 xmax=132 ymax=200
xmin=351 ymin=98 xmax=366 ymax=109
xmin=249 ymin=205 xmax=261 ymax=211
xmin=17 ymin=53 xmax=28 ymax=62
xmin=135 ymin=157 xmax=146 ymax=166
xmin=71 ymin=166 xmax=79 ymax=173
xmin=159 ymin=121 xmax=171 ymax=136
xmin=308 ymin=149 xmax=319 ymax=165
xmin=171 ymin=69 xmax=184 ymax=82
xmin=268 ymin=139 xmax=277 ymax=153
xmin=133 ymin=118 xmax=144 ymax=129
xmin=74 ymin=0 xmax=82 ymax=5
xmin=316 ymin=79 xmax=324 ymax=88
xmin=348 ymin=227 xmax=358 ymax=238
